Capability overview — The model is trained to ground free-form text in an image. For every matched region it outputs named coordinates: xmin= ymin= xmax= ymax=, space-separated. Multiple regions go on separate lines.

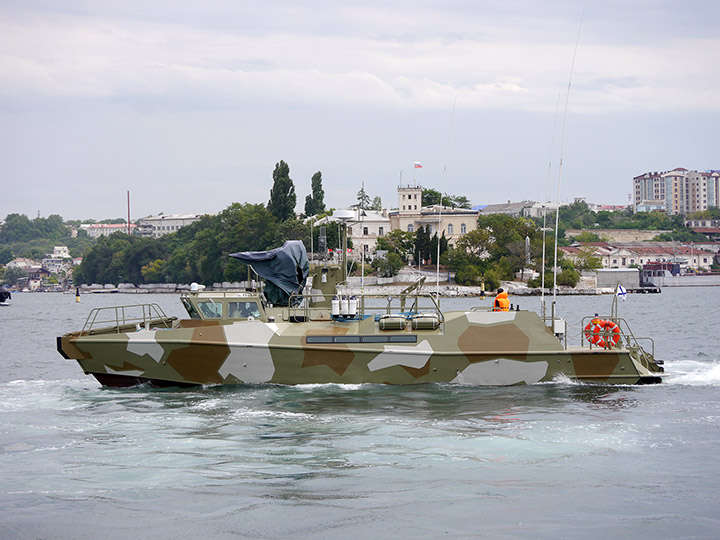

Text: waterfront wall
xmin=565 ymin=229 xmax=670 ymax=242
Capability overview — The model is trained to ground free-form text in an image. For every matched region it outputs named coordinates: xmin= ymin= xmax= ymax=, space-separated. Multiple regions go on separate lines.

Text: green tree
xmin=574 ymin=246 xmax=603 ymax=271
xmin=456 ymin=228 xmax=494 ymax=258
xmin=267 ymin=160 xmax=297 ymax=222
xmin=429 ymin=232 xmax=449 ymax=263
xmin=0 ymin=246 xmax=13 ymax=265
xmin=422 ymin=188 xmax=443 ymax=207
xmin=454 ymin=265 xmax=480 ymax=285
xmin=370 ymin=196 xmax=383 ymax=211
xmin=449 ymin=195 xmax=472 ymax=209
xmin=2 ymin=266 xmax=27 ymax=286
xmin=376 ymin=230 xmax=415 ymax=261
xmin=414 ymin=225 xmax=431 ymax=264
xmin=141 ymin=259 xmax=167 ymax=282
xmin=573 ymin=230 xmax=605 ymax=243
xmin=304 ymin=171 xmax=326 ymax=217
xmin=353 ymin=183 xmax=371 ymax=210
xmin=373 ymin=252 xmax=405 ymax=277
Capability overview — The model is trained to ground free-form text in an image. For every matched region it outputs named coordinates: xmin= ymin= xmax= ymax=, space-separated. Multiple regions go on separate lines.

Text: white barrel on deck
xmin=348 ymin=296 xmax=357 ymax=317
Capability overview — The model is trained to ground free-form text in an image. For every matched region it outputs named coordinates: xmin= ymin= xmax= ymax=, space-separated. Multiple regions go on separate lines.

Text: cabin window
xmin=197 ymin=300 xmax=223 ymax=318
xmin=181 ymin=298 xmax=201 ymax=319
xmin=228 ymin=301 xmax=260 ymax=319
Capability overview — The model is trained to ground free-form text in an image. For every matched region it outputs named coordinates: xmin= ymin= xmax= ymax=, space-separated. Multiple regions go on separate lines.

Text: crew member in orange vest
xmin=493 ymin=288 xmax=510 ymax=311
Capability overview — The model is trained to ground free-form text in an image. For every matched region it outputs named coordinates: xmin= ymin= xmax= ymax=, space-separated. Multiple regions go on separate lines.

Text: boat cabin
xmin=180 ymin=291 xmax=267 ymax=321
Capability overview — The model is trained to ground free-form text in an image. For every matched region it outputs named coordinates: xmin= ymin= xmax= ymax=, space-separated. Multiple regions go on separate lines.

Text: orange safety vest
xmin=494 ymin=292 xmax=510 ymax=311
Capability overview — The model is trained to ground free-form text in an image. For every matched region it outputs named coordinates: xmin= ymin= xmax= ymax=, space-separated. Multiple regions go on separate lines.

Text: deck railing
xmin=285 ymin=291 xmax=445 ymax=324
xmin=79 ymin=303 xmax=176 ymax=336
xmin=580 ymin=315 xmax=655 ymax=358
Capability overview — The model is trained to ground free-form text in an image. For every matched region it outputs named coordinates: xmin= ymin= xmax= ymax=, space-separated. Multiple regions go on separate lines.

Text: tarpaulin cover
xmin=229 ymin=240 xmax=309 ymax=306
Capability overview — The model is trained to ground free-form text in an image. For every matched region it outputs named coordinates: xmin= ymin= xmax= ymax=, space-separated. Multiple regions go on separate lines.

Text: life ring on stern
xmin=583 ymin=318 xmax=621 ymax=349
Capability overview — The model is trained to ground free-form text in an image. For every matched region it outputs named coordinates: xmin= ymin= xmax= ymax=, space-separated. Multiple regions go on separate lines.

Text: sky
xmin=1 ymin=0 xmax=719 ymax=221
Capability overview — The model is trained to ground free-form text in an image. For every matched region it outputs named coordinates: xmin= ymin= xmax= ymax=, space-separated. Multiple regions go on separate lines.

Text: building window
xmin=407 ymin=224 xmax=414 ymax=232
xmin=348 ymin=226 xmax=353 ymax=235
xmin=363 ymin=227 xmax=368 ymax=235
xmin=379 ymin=227 xmax=384 ymax=236
xmin=460 ymin=223 xmax=467 ymax=234
xmin=447 ymin=223 xmax=454 ymax=234
xmin=414 ymin=205 xmax=417 ymax=210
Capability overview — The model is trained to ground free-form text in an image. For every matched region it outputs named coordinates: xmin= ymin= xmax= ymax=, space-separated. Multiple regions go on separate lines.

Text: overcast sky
xmin=1 ymin=0 xmax=718 ymax=221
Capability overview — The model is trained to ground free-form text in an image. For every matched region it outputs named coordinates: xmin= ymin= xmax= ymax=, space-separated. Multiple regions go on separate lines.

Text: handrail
xmin=285 ymin=291 xmax=445 ymax=323
xmin=580 ymin=315 xmax=655 ymax=357
xmin=79 ymin=303 xmax=175 ymax=336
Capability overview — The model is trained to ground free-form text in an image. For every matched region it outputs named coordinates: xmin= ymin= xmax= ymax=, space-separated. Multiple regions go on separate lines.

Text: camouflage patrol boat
xmin=58 ymin=241 xmax=664 ymax=387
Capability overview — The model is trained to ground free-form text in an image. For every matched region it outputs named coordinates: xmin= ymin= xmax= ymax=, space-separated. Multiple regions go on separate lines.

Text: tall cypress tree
xmin=414 ymin=225 xmax=431 ymax=265
xmin=304 ymin=171 xmax=325 ymax=216
xmin=267 ymin=160 xmax=297 ymax=222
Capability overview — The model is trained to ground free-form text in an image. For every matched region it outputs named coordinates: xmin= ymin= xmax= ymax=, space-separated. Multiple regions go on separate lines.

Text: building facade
xmin=562 ymin=241 xmax=719 ymax=272
xmin=388 ymin=185 xmax=479 ymax=249
xmin=80 ymin=223 xmax=137 ymax=238
xmin=634 ymin=168 xmax=720 ymax=215
xmin=137 ymin=214 xmax=205 ymax=238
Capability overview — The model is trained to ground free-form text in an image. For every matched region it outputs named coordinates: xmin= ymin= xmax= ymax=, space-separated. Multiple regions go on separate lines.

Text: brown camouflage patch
xmin=457 ymin=322 xmax=530 ymax=358
xmin=164 ymin=325 xmax=228 ymax=384
xmin=401 ymin=359 xmax=432 ymax=378
xmin=302 ymin=345 xmax=356 ymax=376
xmin=571 ymin=352 xmax=620 ymax=380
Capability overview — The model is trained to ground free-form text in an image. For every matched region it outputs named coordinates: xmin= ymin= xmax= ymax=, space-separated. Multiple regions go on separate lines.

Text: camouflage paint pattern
xmin=58 ymin=297 xmax=664 ymax=387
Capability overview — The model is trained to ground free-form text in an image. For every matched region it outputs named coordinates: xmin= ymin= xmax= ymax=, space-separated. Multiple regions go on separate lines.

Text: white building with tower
xmin=388 ymin=185 xmax=479 ymax=248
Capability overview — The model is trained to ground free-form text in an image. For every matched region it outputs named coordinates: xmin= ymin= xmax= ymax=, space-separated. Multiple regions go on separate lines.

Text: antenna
xmin=435 ymin=96 xmax=457 ymax=299
xmin=552 ymin=11 xmax=584 ymax=310
xmin=541 ymin=91 xmax=562 ymax=318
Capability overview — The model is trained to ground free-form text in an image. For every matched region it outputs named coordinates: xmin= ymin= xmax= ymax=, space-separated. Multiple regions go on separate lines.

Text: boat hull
xmin=58 ymin=310 xmax=663 ymax=387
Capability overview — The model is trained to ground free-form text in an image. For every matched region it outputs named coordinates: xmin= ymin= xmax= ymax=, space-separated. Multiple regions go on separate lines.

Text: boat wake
xmin=664 ymin=360 xmax=720 ymax=386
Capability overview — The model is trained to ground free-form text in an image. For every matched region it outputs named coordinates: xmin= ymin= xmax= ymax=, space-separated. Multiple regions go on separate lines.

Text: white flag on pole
xmin=616 ymin=284 xmax=627 ymax=301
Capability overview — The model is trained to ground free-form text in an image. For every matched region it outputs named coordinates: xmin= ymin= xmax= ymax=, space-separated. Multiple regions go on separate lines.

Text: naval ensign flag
xmin=616 ymin=284 xmax=627 ymax=301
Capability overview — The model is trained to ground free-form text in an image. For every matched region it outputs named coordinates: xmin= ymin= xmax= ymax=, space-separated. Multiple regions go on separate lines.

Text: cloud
xmin=1 ymin=4 xmax=719 ymax=113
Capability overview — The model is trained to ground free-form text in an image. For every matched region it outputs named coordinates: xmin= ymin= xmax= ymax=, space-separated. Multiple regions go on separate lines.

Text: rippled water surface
xmin=1 ymin=289 xmax=719 ymax=539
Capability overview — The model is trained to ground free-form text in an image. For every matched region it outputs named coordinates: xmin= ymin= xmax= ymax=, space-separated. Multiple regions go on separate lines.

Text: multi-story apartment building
xmin=634 ymin=168 xmax=720 ymax=215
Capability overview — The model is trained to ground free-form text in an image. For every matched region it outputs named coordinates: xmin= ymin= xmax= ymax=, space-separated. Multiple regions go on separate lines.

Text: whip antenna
xmin=552 ymin=11 xmax=584 ymax=309
xmin=436 ymin=96 xmax=457 ymax=300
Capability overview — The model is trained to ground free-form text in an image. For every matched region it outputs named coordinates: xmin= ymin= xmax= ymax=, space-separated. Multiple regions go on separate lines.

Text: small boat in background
xmin=0 ymin=288 xmax=11 ymax=306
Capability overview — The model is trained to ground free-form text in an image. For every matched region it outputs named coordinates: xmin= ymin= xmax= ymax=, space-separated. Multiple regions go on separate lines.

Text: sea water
xmin=1 ymin=289 xmax=719 ymax=539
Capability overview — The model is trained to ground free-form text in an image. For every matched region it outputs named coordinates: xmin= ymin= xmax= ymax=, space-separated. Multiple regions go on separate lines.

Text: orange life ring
xmin=584 ymin=318 xmax=621 ymax=348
